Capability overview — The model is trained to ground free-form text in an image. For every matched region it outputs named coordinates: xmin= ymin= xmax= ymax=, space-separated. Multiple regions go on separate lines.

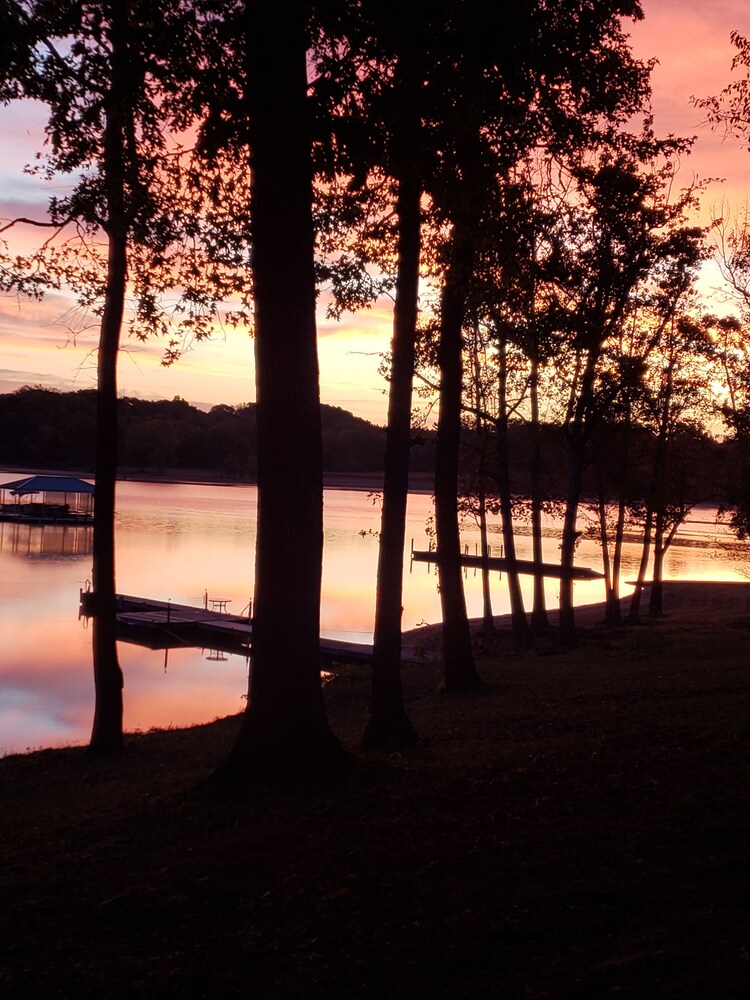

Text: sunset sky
xmin=1 ymin=0 xmax=749 ymax=426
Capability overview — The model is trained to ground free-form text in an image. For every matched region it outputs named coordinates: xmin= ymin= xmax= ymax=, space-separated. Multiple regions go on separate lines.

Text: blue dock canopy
xmin=0 ymin=475 xmax=95 ymax=496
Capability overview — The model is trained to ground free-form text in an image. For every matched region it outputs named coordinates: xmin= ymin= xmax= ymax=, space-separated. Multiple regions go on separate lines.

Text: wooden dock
xmin=79 ymin=592 xmax=373 ymax=663
xmin=411 ymin=548 xmax=604 ymax=581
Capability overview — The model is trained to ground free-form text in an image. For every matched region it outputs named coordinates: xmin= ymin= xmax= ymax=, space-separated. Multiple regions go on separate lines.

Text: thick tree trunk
xmin=89 ymin=0 xmax=128 ymax=754
xmin=363 ymin=174 xmax=420 ymax=750
xmin=220 ymin=2 xmax=343 ymax=782
xmin=435 ymin=232 xmax=481 ymax=692
xmin=89 ymin=238 xmax=126 ymax=754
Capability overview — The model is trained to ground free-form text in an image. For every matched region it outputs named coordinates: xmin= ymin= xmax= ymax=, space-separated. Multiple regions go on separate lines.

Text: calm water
xmin=0 ymin=476 xmax=743 ymax=755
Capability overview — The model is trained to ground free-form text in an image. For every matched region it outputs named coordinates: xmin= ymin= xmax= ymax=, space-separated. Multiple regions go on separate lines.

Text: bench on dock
xmin=79 ymin=592 xmax=373 ymax=663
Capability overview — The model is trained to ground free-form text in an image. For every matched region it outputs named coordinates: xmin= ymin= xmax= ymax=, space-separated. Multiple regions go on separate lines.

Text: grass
xmin=1 ymin=612 xmax=749 ymax=998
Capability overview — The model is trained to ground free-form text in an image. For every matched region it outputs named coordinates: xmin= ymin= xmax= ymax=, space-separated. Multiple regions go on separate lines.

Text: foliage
xmin=703 ymin=312 xmax=750 ymax=538
xmin=694 ymin=29 xmax=750 ymax=147
xmin=0 ymin=0 xmax=250 ymax=355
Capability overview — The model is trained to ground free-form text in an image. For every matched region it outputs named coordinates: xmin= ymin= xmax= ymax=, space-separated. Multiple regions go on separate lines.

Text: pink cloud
xmin=630 ymin=0 xmax=750 ymax=218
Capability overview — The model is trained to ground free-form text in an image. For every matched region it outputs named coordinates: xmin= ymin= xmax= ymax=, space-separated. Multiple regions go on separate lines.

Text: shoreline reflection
xmin=1 ymin=480 xmax=747 ymax=757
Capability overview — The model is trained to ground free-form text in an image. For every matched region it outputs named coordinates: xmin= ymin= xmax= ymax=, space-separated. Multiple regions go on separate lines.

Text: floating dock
xmin=411 ymin=547 xmax=604 ymax=580
xmin=79 ymin=592 xmax=373 ymax=663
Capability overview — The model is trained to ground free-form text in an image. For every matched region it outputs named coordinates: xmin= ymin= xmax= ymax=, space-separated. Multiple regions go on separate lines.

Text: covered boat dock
xmin=0 ymin=475 xmax=95 ymax=524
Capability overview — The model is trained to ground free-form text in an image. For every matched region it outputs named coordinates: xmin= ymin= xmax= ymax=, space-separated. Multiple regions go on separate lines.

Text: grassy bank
xmin=1 ymin=611 xmax=749 ymax=998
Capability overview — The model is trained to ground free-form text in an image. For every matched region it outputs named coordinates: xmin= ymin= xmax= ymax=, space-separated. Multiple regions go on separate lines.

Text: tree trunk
xmin=648 ymin=374 xmax=677 ymax=618
xmin=558 ymin=430 xmax=584 ymax=648
xmin=89 ymin=0 xmax=129 ymax=754
xmin=470 ymin=321 xmax=495 ymax=636
xmin=608 ymin=496 xmax=627 ymax=624
xmin=606 ymin=413 xmax=632 ymax=626
xmin=90 ymin=229 xmax=125 ymax=754
xmin=435 ymin=231 xmax=481 ymax=692
xmin=631 ymin=391 xmax=670 ymax=624
xmin=649 ymin=509 xmax=666 ymax=615
xmin=529 ymin=351 xmax=549 ymax=630
xmin=628 ymin=504 xmax=653 ymax=623
xmin=496 ymin=325 xmax=530 ymax=651
xmin=363 ymin=173 xmax=420 ymax=750
xmin=597 ymin=495 xmax=615 ymax=616
xmin=593 ymin=459 xmax=622 ymax=626
xmin=220 ymin=1 xmax=343 ymax=782
xmin=559 ymin=349 xmax=598 ymax=648
xmin=477 ymin=483 xmax=495 ymax=634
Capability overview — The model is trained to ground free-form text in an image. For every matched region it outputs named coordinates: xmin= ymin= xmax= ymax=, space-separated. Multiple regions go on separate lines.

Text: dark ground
xmin=1 ymin=603 xmax=749 ymax=998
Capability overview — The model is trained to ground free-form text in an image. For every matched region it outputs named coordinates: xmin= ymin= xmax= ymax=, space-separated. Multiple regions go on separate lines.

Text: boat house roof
xmin=0 ymin=475 xmax=95 ymax=496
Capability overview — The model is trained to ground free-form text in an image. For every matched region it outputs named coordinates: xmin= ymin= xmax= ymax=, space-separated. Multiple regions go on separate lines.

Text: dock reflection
xmin=0 ymin=520 xmax=93 ymax=559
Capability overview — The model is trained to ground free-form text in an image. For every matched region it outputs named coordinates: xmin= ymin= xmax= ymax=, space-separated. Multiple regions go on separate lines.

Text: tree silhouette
xmin=312 ymin=5 xmax=428 ymax=748
xmin=215 ymin=1 xmax=345 ymax=783
xmin=425 ymin=2 xmax=654 ymax=660
xmin=1 ymin=0 xmax=240 ymax=752
xmin=546 ymin=140 xmax=701 ymax=645
xmin=695 ymin=30 xmax=750 ymax=148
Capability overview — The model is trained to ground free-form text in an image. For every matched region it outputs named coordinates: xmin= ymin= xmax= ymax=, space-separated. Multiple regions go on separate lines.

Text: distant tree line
xmin=0 ymin=386 xmax=422 ymax=476
xmin=1 ymin=385 xmax=727 ymax=504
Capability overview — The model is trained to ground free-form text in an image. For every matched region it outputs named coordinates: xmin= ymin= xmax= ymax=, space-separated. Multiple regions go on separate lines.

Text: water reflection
xmin=0 ymin=520 xmax=93 ymax=560
xmin=1 ymin=479 xmax=747 ymax=757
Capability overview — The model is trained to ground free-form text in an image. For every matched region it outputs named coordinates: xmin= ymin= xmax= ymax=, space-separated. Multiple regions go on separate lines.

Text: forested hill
xmin=1 ymin=386 xmax=724 ymax=502
xmin=0 ymin=386 xmax=438 ymax=478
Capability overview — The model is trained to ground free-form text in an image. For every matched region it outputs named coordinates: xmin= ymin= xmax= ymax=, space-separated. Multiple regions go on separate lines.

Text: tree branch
xmin=0 ymin=216 xmax=72 ymax=234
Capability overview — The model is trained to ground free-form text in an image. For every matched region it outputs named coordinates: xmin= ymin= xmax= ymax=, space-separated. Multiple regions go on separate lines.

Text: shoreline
xmin=0 ymin=466 xmax=726 ymax=507
xmin=398 ymin=578 xmax=750 ymax=662
xmin=0 ymin=465 xmax=432 ymax=495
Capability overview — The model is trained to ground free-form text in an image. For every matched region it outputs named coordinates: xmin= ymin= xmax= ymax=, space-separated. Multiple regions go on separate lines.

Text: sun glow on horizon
xmin=1 ymin=0 xmax=749 ymax=427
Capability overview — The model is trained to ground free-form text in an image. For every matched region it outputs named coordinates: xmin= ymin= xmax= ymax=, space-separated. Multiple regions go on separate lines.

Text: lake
xmin=0 ymin=476 xmax=744 ymax=756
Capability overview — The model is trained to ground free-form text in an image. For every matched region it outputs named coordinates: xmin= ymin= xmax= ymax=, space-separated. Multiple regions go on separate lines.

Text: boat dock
xmin=79 ymin=592 xmax=373 ymax=663
xmin=411 ymin=545 xmax=604 ymax=580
